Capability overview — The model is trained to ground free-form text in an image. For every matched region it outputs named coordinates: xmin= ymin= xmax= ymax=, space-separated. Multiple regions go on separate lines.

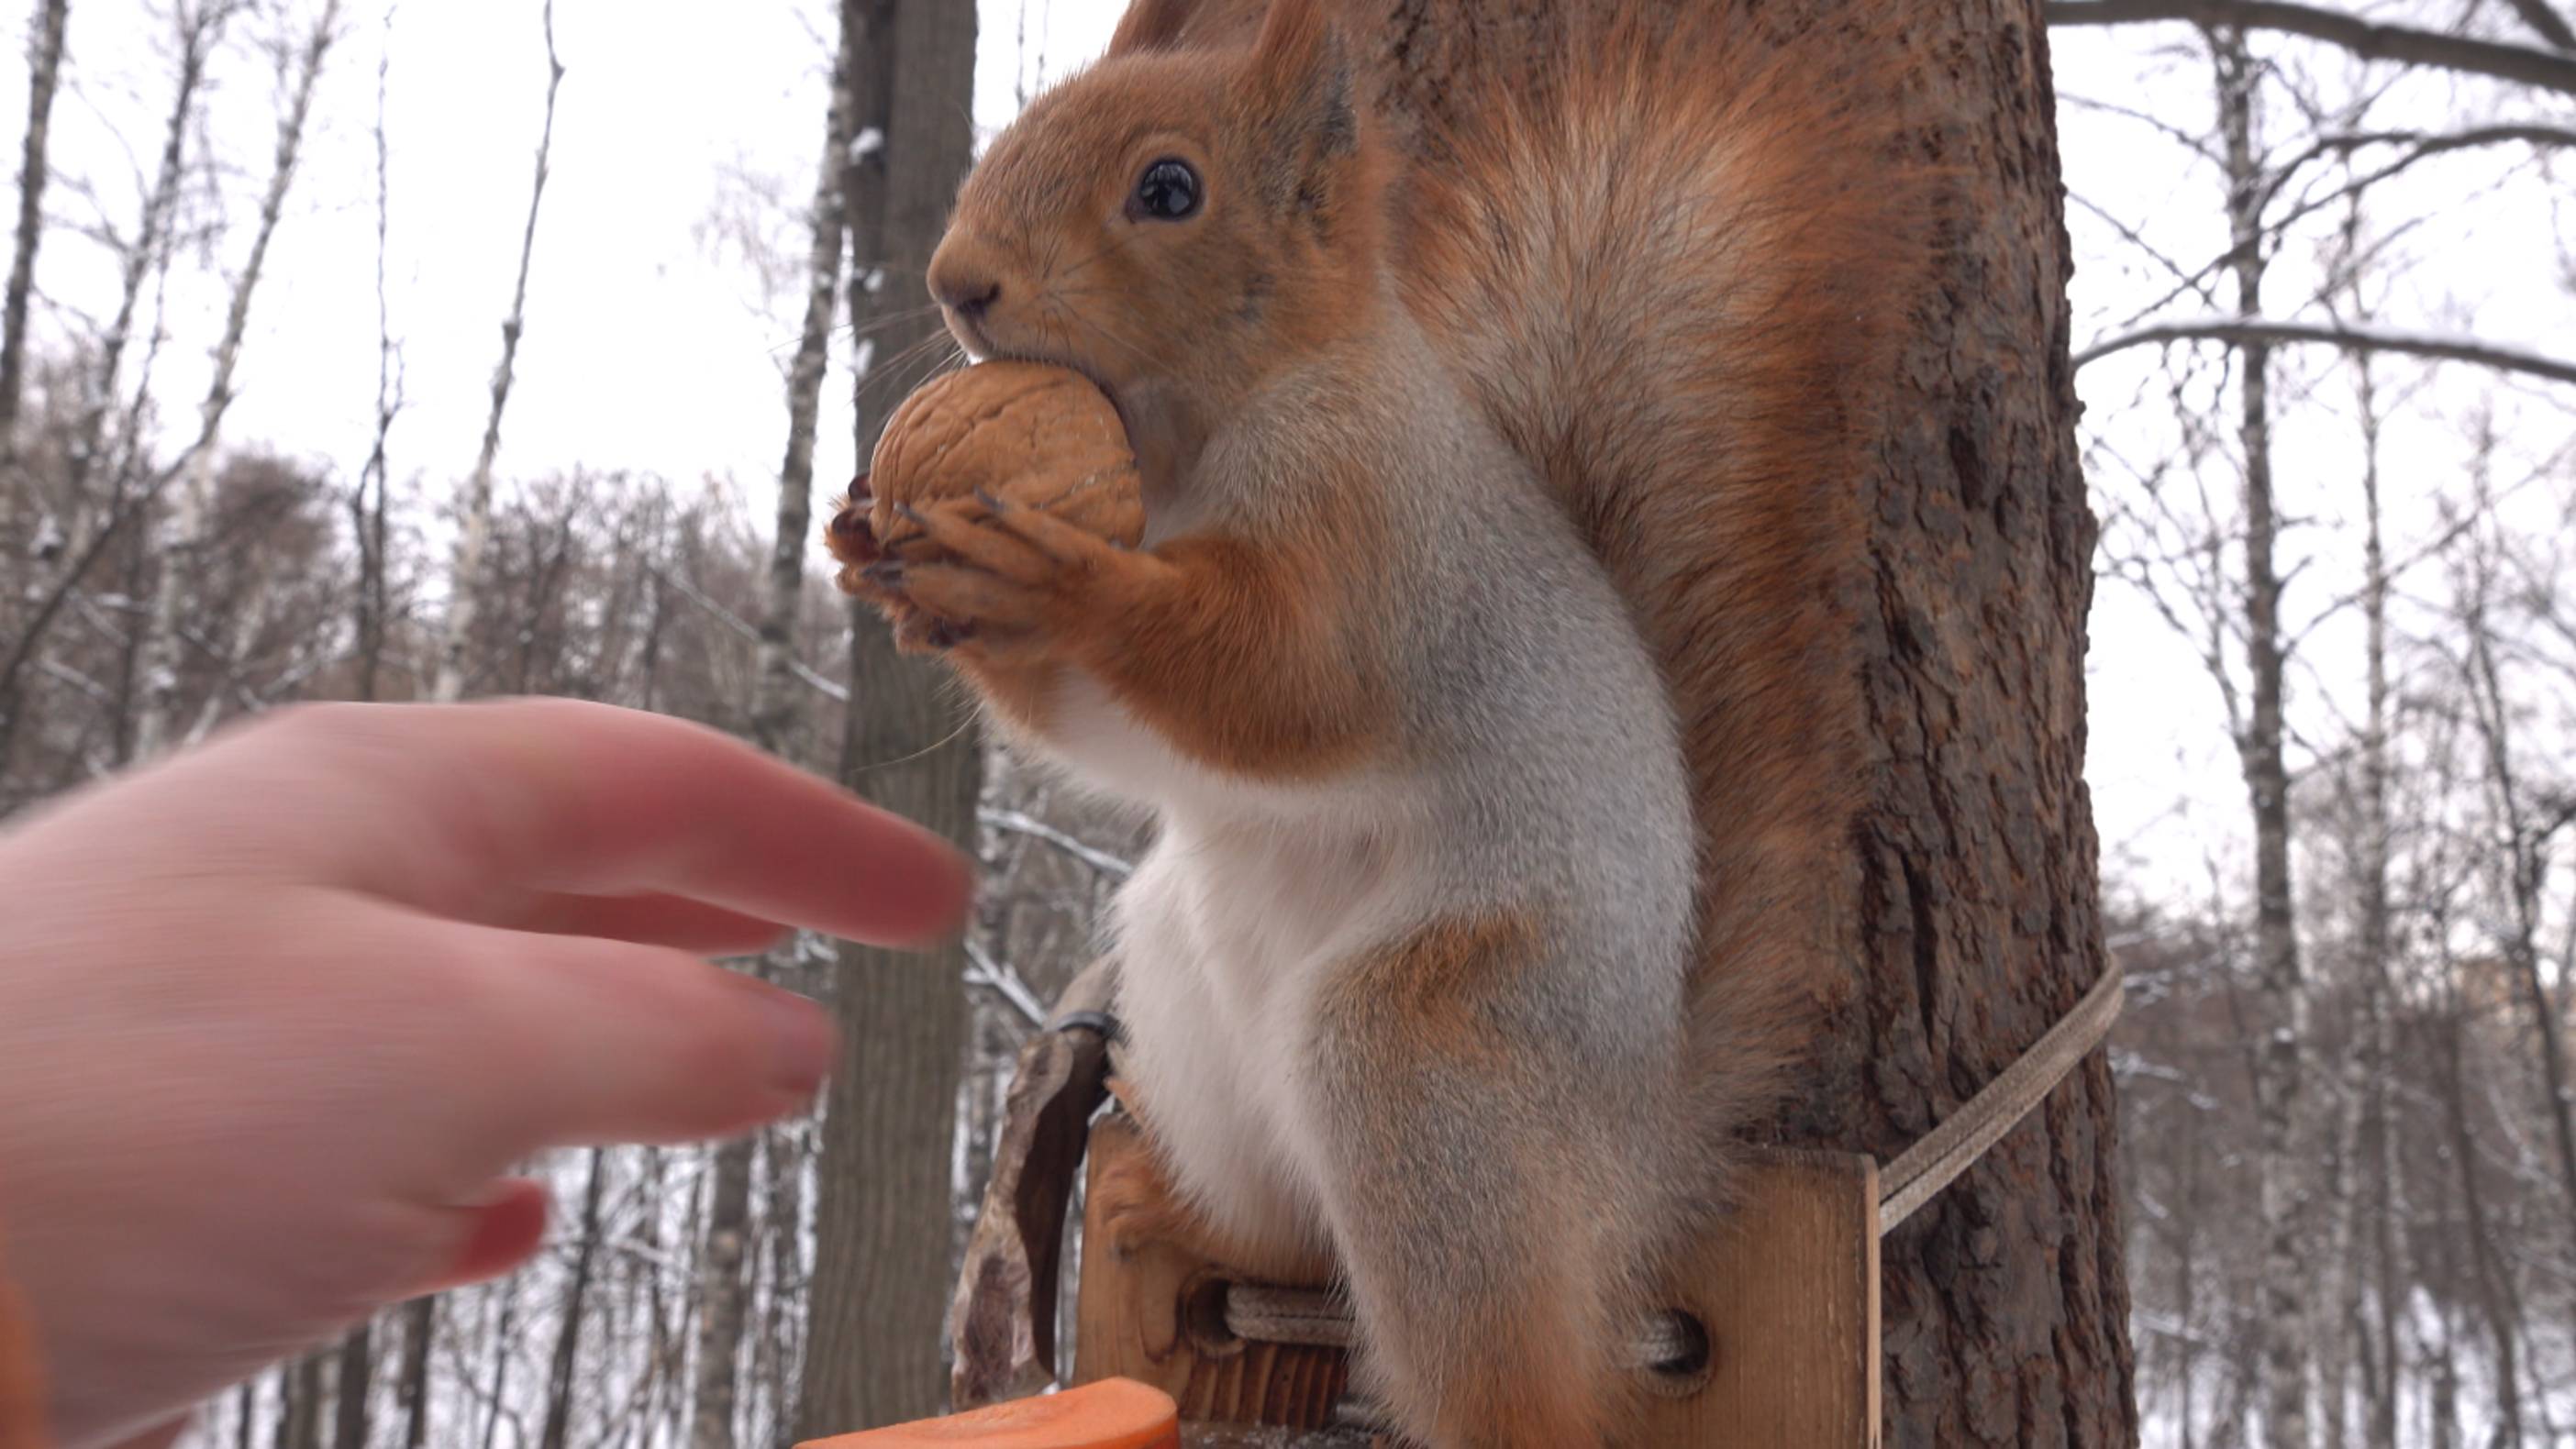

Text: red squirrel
xmin=848 ymin=1 xmax=1916 ymax=1442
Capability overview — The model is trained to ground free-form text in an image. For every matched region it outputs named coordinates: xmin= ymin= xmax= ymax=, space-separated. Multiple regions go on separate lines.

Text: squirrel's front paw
xmin=878 ymin=492 xmax=1157 ymax=663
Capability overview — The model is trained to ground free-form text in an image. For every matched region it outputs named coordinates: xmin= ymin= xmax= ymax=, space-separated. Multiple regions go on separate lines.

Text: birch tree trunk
xmin=0 ymin=0 xmax=69 ymax=769
xmin=794 ymin=0 xmax=981 ymax=1433
xmin=354 ymin=8 xmax=399 ymax=705
xmin=433 ymin=0 xmax=561 ymax=703
xmin=688 ymin=1145 xmax=753 ymax=1449
xmin=0 ymin=0 xmax=68 ymax=459
xmin=2215 ymin=28 xmax=2312 ymax=1446
xmin=690 ymin=18 xmax=858 ymax=1447
xmin=2354 ymin=353 xmax=2403 ymax=1449
xmin=2460 ymin=533 xmax=2576 ymax=1313
xmin=132 ymin=0 xmax=341 ymax=761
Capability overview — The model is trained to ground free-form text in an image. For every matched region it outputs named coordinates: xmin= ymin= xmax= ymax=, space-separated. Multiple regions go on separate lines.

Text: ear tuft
xmin=1249 ymin=0 xmax=1360 ymax=210
xmin=1107 ymin=0 xmax=1202 ymax=55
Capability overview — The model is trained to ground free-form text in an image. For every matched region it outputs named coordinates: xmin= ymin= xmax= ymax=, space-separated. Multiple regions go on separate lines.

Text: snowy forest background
xmin=0 ymin=2 xmax=2571 ymax=1446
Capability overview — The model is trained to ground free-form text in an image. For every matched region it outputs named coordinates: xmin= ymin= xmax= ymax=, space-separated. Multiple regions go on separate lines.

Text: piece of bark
xmin=949 ymin=956 xmax=1124 ymax=1408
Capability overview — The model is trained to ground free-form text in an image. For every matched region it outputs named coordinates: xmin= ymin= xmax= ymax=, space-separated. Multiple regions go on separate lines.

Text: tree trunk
xmin=283 ymin=1354 xmax=327 ymax=1449
xmin=2356 ymin=360 xmax=2404 ymax=1449
xmin=434 ymin=0 xmax=563 ymax=703
xmin=0 ymin=0 xmax=69 ymax=459
xmin=133 ymin=0 xmax=342 ymax=760
xmin=689 ymin=1139 xmax=755 ymax=1449
xmin=354 ymin=13 xmax=399 ymax=706
xmin=330 ymin=1323 xmax=372 ymax=1449
xmin=793 ymin=0 xmax=982 ymax=1434
xmin=1824 ymin=4 xmax=2135 ymax=1435
xmin=2437 ymin=1017 xmax=2525 ymax=1443
xmin=395 ymin=1298 xmax=434 ymax=1449
xmin=698 ymin=17 xmax=859 ymax=1443
xmin=752 ymin=0 xmax=854 ymax=758
xmin=2459 ymin=551 xmax=2576 ymax=1305
xmin=539 ymin=1149 xmax=607 ymax=1449
xmin=2214 ymin=28 xmax=2311 ymax=1448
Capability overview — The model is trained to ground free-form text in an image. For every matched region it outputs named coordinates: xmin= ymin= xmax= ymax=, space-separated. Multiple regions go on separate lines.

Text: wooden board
xmin=1651 ymin=1148 xmax=1881 ymax=1447
xmin=1071 ymin=1119 xmax=1880 ymax=1446
xmin=1071 ymin=1114 xmax=1350 ymax=1432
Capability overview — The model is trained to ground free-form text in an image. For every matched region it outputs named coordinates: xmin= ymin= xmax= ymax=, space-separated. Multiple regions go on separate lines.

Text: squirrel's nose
xmin=929 ymin=261 xmax=1001 ymax=321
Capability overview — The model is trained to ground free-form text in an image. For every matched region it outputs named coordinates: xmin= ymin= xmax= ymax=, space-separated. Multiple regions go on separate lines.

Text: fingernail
xmin=749 ymin=983 xmax=838 ymax=1093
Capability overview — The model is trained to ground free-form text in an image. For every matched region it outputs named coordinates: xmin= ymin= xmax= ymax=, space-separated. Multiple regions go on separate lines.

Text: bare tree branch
xmin=642 ymin=561 xmax=849 ymax=704
xmin=978 ymin=806 xmax=1136 ymax=879
xmin=2502 ymin=0 xmax=2576 ymax=51
xmin=2077 ymin=317 xmax=2576 ymax=386
xmin=2046 ymin=0 xmax=2576 ymax=98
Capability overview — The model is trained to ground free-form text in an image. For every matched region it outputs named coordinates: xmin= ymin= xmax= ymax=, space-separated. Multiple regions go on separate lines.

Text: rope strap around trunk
xmin=1225 ymin=1285 xmax=1704 ymax=1373
xmin=1875 ymin=959 xmax=2125 ymax=1232
xmin=1216 ymin=962 xmax=2125 ymax=1357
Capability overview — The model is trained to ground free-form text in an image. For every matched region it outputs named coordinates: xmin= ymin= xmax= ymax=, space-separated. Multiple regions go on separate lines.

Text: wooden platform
xmin=1068 ymin=1113 xmax=1883 ymax=1447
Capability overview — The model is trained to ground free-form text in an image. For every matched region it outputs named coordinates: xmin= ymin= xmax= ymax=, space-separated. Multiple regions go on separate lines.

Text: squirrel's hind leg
xmin=1305 ymin=913 xmax=1649 ymax=1449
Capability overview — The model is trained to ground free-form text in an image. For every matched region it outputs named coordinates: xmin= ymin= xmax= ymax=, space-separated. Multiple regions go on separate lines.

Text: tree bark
xmin=793 ymin=0 xmax=982 ymax=1434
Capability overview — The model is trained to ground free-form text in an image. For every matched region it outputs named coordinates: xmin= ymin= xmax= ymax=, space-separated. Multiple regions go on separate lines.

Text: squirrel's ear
xmin=1248 ymin=0 xmax=1359 ymax=200
xmin=1107 ymin=0 xmax=1198 ymax=55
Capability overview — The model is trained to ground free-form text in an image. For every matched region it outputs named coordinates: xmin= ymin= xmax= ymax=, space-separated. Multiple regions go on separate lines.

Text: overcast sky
xmin=9 ymin=2 xmax=2571 ymax=901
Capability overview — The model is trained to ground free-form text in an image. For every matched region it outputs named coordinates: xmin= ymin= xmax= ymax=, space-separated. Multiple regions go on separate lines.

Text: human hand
xmin=0 ymin=699 xmax=972 ymax=1449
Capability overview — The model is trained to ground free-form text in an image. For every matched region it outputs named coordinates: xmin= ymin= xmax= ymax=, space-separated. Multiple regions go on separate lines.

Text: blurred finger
xmin=515 ymin=891 xmax=791 ymax=956
xmin=411 ymin=1178 xmax=552 ymax=1295
xmin=263 ymin=699 xmax=974 ymax=948
xmin=439 ymin=920 xmax=839 ymax=1156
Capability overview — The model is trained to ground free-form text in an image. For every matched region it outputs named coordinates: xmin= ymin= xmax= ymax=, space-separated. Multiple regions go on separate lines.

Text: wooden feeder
xmin=942 ymin=961 xmax=1887 ymax=1447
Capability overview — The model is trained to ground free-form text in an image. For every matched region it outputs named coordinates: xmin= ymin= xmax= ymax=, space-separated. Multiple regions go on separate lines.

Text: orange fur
xmin=1313 ymin=912 xmax=1633 ymax=1447
xmin=1393 ymin=9 xmax=1932 ymax=1177
xmin=844 ymin=3 xmax=1933 ymax=1442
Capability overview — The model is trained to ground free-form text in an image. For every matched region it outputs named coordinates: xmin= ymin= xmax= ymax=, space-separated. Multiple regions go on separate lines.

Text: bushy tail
xmin=1395 ymin=9 xmax=1932 ymax=1208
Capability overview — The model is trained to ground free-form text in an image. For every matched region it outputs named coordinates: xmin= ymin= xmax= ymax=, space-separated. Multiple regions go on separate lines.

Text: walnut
xmin=822 ymin=360 xmax=1143 ymax=602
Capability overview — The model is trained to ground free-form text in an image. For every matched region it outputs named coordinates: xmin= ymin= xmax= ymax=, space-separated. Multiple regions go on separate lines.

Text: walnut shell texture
xmin=822 ymin=360 xmax=1143 ymax=604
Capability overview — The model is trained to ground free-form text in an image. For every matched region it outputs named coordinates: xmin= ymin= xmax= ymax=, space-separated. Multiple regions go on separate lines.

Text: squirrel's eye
xmin=1133 ymin=158 xmax=1201 ymax=221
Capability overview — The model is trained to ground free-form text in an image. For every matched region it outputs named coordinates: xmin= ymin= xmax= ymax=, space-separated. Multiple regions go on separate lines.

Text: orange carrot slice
xmin=794 ymin=1378 xmax=1182 ymax=1449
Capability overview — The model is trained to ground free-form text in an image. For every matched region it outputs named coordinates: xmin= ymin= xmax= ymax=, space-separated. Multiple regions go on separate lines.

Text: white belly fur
xmin=1036 ymin=670 xmax=1431 ymax=1259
